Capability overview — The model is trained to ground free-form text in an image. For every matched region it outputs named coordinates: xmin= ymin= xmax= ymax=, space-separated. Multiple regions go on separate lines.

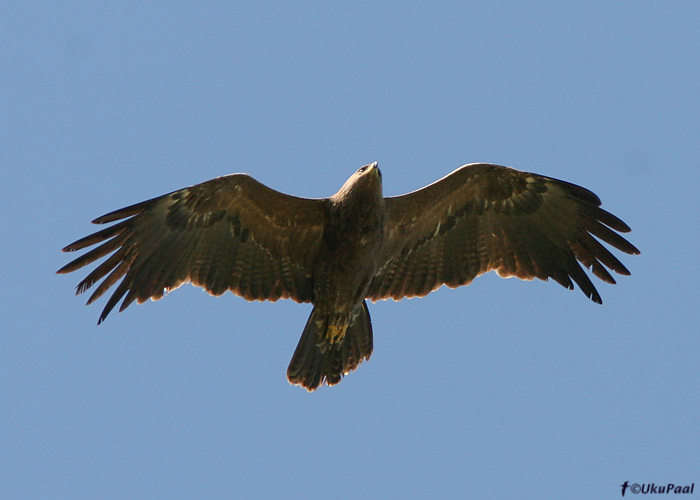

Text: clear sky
xmin=3 ymin=2 xmax=699 ymax=499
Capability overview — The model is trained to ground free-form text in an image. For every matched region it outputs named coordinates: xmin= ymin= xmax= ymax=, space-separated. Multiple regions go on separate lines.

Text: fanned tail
xmin=287 ymin=301 xmax=373 ymax=391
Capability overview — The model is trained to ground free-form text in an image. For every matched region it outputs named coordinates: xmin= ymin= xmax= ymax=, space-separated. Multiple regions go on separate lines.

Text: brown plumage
xmin=58 ymin=162 xmax=640 ymax=391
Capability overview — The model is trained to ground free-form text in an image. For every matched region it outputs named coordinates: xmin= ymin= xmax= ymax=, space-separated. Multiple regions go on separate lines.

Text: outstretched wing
xmin=58 ymin=174 xmax=325 ymax=323
xmin=367 ymin=163 xmax=639 ymax=304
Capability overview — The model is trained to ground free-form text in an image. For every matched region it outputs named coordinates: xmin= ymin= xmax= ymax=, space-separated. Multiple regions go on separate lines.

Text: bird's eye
xmin=358 ymin=166 xmax=367 ymax=173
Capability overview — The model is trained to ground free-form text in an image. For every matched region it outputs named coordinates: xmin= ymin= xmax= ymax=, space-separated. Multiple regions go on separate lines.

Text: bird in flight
xmin=58 ymin=162 xmax=639 ymax=391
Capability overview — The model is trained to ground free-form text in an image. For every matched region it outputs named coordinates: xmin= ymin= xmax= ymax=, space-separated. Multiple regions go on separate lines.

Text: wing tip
xmin=91 ymin=197 xmax=159 ymax=224
xmin=586 ymin=286 xmax=603 ymax=305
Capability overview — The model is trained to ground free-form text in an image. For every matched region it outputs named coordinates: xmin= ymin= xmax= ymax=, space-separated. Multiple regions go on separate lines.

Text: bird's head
xmin=331 ymin=162 xmax=383 ymax=205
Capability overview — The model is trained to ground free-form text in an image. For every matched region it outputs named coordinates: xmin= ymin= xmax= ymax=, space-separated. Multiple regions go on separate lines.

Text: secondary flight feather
xmin=58 ymin=162 xmax=640 ymax=391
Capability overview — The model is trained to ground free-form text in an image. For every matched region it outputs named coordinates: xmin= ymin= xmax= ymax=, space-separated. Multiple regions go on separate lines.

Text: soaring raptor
xmin=58 ymin=163 xmax=639 ymax=391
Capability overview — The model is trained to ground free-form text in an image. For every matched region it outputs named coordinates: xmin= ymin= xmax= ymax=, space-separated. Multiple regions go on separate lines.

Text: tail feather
xmin=287 ymin=301 xmax=373 ymax=391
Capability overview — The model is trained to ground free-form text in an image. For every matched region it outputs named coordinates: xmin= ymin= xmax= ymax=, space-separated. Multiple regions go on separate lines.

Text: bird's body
xmin=317 ymin=164 xmax=385 ymax=313
xmin=59 ymin=162 xmax=639 ymax=391
xmin=288 ymin=164 xmax=385 ymax=387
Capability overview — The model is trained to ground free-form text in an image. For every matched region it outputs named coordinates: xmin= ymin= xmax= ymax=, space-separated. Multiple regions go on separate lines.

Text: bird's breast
xmin=312 ymin=207 xmax=384 ymax=310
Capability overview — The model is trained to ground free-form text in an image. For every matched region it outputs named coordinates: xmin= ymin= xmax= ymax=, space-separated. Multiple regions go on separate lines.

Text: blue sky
xmin=3 ymin=2 xmax=699 ymax=499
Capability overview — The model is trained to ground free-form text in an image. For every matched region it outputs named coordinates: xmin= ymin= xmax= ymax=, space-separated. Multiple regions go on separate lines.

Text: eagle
xmin=58 ymin=162 xmax=639 ymax=391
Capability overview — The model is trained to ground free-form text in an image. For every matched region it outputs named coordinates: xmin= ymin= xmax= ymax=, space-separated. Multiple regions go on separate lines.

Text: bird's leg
xmin=326 ymin=322 xmax=348 ymax=346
